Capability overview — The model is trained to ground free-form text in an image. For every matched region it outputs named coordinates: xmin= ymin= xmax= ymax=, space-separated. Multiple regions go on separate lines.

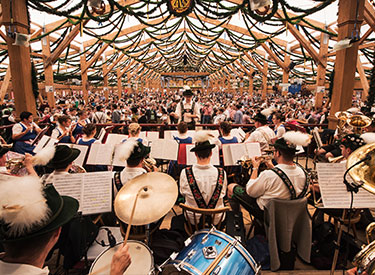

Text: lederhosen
xmin=184 ymin=167 xmax=225 ymax=224
xmin=181 ymin=101 xmax=196 ymax=129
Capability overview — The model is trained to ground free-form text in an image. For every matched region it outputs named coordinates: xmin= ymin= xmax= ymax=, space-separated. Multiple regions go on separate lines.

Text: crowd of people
xmin=0 ymin=86 xmax=374 ymax=274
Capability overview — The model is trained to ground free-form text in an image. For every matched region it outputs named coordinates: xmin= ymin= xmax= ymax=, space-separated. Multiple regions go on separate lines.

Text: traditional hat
xmin=0 ymin=146 xmax=9 ymax=157
xmin=190 ymin=131 xmax=216 ymax=152
xmin=46 ymin=145 xmax=80 ymax=169
xmin=253 ymin=112 xmax=268 ymax=124
xmin=0 ymin=176 xmax=78 ymax=242
xmin=274 ymin=131 xmax=311 ymax=154
xmin=116 ymin=139 xmax=150 ymax=162
xmin=340 ymin=134 xmax=365 ymax=151
xmin=183 ymin=85 xmax=194 ymax=97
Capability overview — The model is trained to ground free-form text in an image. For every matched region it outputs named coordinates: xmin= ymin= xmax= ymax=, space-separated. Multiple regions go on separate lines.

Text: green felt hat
xmin=47 ymin=145 xmax=80 ymax=169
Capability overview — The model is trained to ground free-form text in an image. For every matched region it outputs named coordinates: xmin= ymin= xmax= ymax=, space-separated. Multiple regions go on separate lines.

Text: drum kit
xmin=89 ymin=171 xmax=261 ymax=275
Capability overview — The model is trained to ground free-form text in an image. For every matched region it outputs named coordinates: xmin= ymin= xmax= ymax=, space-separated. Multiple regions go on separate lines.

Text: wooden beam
xmin=315 ymin=33 xmax=329 ymax=108
xmin=285 ymin=22 xmax=325 ymax=66
xmin=104 ymin=53 xmax=125 ymax=77
xmin=329 ymin=0 xmax=365 ymax=129
xmin=45 ymin=20 xmax=88 ymax=67
xmin=282 ymin=55 xmax=290 ymax=83
xmin=82 ymin=42 xmax=109 ymax=74
xmin=41 ymin=35 xmax=56 ymax=108
xmin=357 ymin=55 xmax=369 ymax=100
xmin=358 ymin=28 xmax=372 ymax=45
xmin=0 ymin=67 xmax=10 ymax=103
xmin=118 ymin=59 xmax=136 ymax=79
xmin=262 ymin=62 xmax=268 ymax=99
xmin=243 ymin=52 xmax=266 ymax=75
xmin=80 ymin=54 xmax=88 ymax=103
xmin=364 ymin=0 xmax=375 ymax=33
xmin=1 ymin=0 xmax=37 ymax=116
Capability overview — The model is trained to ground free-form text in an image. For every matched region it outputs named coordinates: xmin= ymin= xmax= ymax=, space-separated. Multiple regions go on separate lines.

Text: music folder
xmin=185 ymin=144 xmax=220 ymax=166
xmin=31 ymin=126 xmax=50 ymax=146
xmin=86 ymin=143 xmax=125 ymax=167
xmin=150 ymin=139 xmax=179 ymax=160
xmin=33 ymin=135 xmax=58 ymax=153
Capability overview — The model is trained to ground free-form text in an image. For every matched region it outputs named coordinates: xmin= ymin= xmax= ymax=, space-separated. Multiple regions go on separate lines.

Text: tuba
xmin=353 ymin=222 xmax=375 ymax=274
xmin=346 ymin=143 xmax=375 ymax=195
xmin=335 ymin=111 xmax=351 ymax=139
xmin=347 ymin=115 xmax=372 ymax=135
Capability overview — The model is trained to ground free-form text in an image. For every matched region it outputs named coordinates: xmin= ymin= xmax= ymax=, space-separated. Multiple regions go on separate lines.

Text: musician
xmin=121 ymin=123 xmax=147 ymax=145
xmin=217 ymin=121 xmax=238 ymax=148
xmin=228 ymin=131 xmax=310 ymax=223
xmin=113 ymin=140 xmax=153 ymax=196
xmin=51 ymin=115 xmax=76 ymax=144
xmin=179 ymin=132 xmax=227 ymax=225
xmin=244 ymin=112 xmax=275 ymax=153
xmin=0 ymin=176 xmax=131 ymax=275
xmin=171 ymin=87 xmax=200 ymax=130
xmin=12 ymin=111 xmax=42 ymax=155
xmin=76 ymin=123 xmax=100 ymax=146
xmin=72 ymin=110 xmax=89 ymax=138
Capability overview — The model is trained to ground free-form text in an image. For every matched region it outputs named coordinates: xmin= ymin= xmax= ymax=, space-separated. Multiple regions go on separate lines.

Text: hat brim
xmin=47 ymin=148 xmax=81 ymax=169
xmin=183 ymin=91 xmax=194 ymax=96
xmin=190 ymin=144 xmax=216 ymax=152
xmin=1 ymin=196 xmax=79 ymax=243
xmin=128 ymin=145 xmax=151 ymax=161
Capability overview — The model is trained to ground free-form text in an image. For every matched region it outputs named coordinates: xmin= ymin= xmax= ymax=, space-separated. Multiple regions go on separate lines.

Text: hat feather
xmin=183 ymin=85 xmax=191 ymax=91
xmin=346 ymin=107 xmax=360 ymax=114
xmin=33 ymin=146 xmax=56 ymax=166
xmin=0 ymin=176 xmax=50 ymax=237
xmin=116 ymin=139 xmax=138 ymax=162
xmin=193 ymin=131 xmax=214 ymax=143
xmin=361 ymin=132 xmax=375 ymax=144
xmin=261 ymin=107 xmax=276 ymax=117
xmin=283 ymin=131 xmax=311 ymax=147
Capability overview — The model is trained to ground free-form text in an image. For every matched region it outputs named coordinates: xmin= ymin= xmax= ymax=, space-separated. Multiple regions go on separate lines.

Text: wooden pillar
xmin=103 ymin=61 xmax=109 ymax=101
xmin=41 ymin=35 xmax=56 ymax=108
xmin=315 ymin=33 xmax=329 ymax=109
xmin=0 ymin=67 xmax=11 ymax=103
xmin=1 ymin=0 xmax=36 ymax=117
xmin=262 ymin=63 xmax=268 ymax=99
xmin=127 ymin=72 xmax=132 ymax=94
xmin=282 ymin=55 xmax=290 ymax=83
xmin=80 ymin=54 xmax=88 ymax=104
xmin=357 ymin=56 xmax=370 ymax=101
xmin=329 ymin=0 xmax=365 ymax=129
xmin=249 ymin=69 xmax=254 ymax=96
xmin=117 ymin=68 xmax=122 ymax=98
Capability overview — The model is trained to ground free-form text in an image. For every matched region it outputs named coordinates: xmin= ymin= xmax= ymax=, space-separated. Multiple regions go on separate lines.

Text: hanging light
xmin=87 ymin=0 xmax=102 ymax=9
xmin=249 ymin=0 xmax=271 ymax=14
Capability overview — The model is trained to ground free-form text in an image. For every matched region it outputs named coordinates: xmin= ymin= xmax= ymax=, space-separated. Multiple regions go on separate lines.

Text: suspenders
xmin=185 ymin=167 xmax=224 ymax=209
xmin=270 ymin=163 xmax=309 ymax=200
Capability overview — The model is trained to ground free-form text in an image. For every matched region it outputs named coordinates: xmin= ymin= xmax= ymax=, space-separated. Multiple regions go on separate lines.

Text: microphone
xmin=107 ymin=229 xmax=116 ymax=247
xmin=343 ymin=154 xmax=371 ymax=193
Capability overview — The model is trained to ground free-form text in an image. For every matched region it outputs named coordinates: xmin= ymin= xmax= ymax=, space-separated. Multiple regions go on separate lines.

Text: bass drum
xmin=161 ymin=228 xmax=260 ymax=275
xmin=90 ymin=241 xmax=154 ymax=275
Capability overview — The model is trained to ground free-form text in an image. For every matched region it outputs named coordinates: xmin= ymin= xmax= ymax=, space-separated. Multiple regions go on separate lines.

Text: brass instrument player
xmin=228 ymin=131 xmax=311 ymax=225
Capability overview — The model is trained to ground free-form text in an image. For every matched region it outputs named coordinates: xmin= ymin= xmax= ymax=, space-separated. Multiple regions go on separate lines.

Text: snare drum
xmin=161 ymin=228 xmax=260 ymax=275
xmin=90 ymin=240 xmax=154 ymax=275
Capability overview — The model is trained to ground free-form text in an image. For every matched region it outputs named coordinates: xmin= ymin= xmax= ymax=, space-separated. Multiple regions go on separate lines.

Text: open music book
xmin=230 ymin=128 xmax=246 ymax=142
xmin=86 ymin=143 xmax=125 ymax=167
xmin=59 ymin=143 xmax=89 ymax=167
xmin=33 ymin=135 xmax=58 ymax=153
xmin=222 ymin=143 xmax=262 ymax=166
xmin=147 ymin=131 xmax=160 ymax=141
xmin=52 ymin=171 xmax=112 ymax=215
xmin=105 ymin=133 xmax=128 ymax=145
xmin=316 ymin=163 xmax=375 ymax=208
xmin=185 ymin=144 xmax=220 ymax=166
xmin=150 ymin=139 xmax=179 ymax=160
xmin=31 ymin=126 xmax=50 ymax=146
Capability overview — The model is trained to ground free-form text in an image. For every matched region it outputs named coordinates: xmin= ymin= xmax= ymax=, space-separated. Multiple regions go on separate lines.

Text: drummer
xmin=0 ymin=176 xmax=131 ymax=275
xmin=178 ymin=131 xmax=227 ymax=227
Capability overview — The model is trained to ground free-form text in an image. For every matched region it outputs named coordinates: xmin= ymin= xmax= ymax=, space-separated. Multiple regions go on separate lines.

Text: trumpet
xmin=6 ymin=158 xmax=26 ymax=175
xmin=142 ymin=157 xmax=157 ymax=172
xmin=238 ymin=155 xmax=273 ymax=170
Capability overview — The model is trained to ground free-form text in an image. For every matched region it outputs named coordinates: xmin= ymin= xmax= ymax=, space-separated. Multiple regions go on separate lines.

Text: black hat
xmin=273 ymin=138 xmax=297 ymax=154
xmin=183 ymin=89 xmax=194 ymax=97
xmin=0 ymin=146 xmax=9 ymax=157
xmin=0 ymin=177 xmax=78 ymax=242
xmin=128 ymin=141 xmax=151 ymax=161
xmin=340 ymin=134 xmax=365 ymax=151
xmin=254 ymin=112 xmax=268 ymax=124
xmin=47 ymin=145 xmax=80 ymax=169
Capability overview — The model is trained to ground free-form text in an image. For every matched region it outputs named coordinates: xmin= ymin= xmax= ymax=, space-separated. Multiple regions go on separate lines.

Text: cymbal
xmin=114 ymin=172 xmax=178 ymax=225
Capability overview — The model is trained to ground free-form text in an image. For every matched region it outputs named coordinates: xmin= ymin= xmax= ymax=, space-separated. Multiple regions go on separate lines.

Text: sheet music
xmin=31 ymin=127 xmax=49 ymax=146
xmin=150 ymin=139 xmax=179 ymax=160
xmin=96 ymin=127 xmax=106 ymax=142
xmin=72 ymin=144 xmax=89 ymax=167
xmin=86 ymin=144 xmax=114 ymax=165
xmin=186 ymin=144 xmax=220 ymax=166
xmin=245 ymin=143 xmax=262 ymax=158
xmin=33 ymin=135 xmax=50 ymax=153
xmin=230 ymin=128 xmax=246 ymax=142
xmin=106 ymin=133 xmax=128 ymax=145
xmin=222 ymin=144 xmax=234 ymax=166
xmin=147 ymin=131 xmax=160 ymax=141
xmin=317 ymin=163 xmax=375 ymax=208
xmin=313 ymin=127 xmax=323 ymax=149
xmin=81 ymin=172 xmax=112 ymax=215
xmin=53 ymin=172 xmax=112 ymax=215
xmin=112 ymin=144 xmax=126 ymax=167
xmin=139 ymin=131 xmax=147 ymax=140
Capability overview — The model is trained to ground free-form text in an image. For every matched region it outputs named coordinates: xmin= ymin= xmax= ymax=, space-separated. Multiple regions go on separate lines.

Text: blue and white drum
xmin=161 ymin=228 xmax=260 ymax=275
